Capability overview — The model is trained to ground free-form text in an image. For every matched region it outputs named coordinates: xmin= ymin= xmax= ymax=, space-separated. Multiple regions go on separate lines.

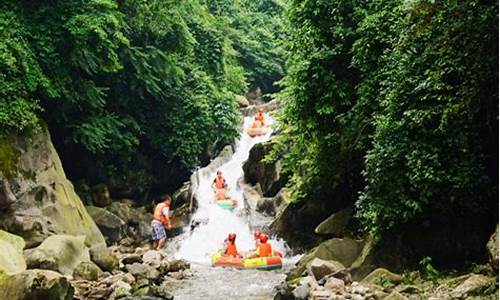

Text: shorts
xmin=151 ymin=220 xmax=166 ymax=241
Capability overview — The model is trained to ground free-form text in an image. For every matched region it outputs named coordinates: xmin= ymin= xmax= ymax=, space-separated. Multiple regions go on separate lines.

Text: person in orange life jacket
xmin=223 ymin=233 xmax=241 ymax=257
xmin=151 ymin=195 xmax=172 ymax=250
xmin=247 ymin=233 xmax=273 ymax=258
xmin=255 ymin=108 xmax=266 ymax=126
xmin=212 ymin=170 xmax=228 ymax=191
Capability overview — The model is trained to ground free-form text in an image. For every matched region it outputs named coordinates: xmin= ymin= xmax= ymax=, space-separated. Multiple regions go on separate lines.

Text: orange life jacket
xmin=255 ymin=112 xmax=265 ymax=122
xmin=251 ymin=120 xmax=262 ymax=128
xmin=153 ymin=202 xmax=168 ymax=225
xmin=226 ymin=242 xmax=238 ymax=257
xmin=258 ymin=242 xmax=272 ymax=257
xmin=214 ymin=176 xmax=226 ymax=189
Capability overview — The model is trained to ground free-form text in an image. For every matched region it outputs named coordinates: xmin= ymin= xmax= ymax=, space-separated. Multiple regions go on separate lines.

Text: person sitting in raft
xmin=151 ymin=195 xmax=172 ymax=250
xmin=246 ymin=233 xmax=273 ymax=258
xmin=212 ymin=170 xmax=228 ymax=191
xmin=223 ymin=233 xmax=242 ymax=257
xmin=250 ymin=118 xmax=263 ymax=129
xmin=255 ymin=108 xmax=266 ymax=126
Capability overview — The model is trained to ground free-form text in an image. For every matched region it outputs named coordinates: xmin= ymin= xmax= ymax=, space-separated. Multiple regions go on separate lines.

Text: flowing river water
xmin=165 ymin=116 xmax=299 ymax=299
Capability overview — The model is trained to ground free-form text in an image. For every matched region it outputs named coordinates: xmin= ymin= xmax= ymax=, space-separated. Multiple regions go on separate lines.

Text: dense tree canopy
xmin=0 ymin=0 xmax=285 ymax=196
xmin=275 ymin=0 xmax=498 ymax=233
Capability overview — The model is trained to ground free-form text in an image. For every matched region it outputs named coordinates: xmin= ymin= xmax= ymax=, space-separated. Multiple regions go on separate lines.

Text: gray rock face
xmin=291 ymin=284 xmax=310 ymax=300
xmin=25 ymin=235 xmax=90 ymax=275
xmin=86 ymin=205 xmax=126 ymax=243
xmin=122 ymin=254 xmax=143 ymax=265
xmin=243 ymin=141 xmax=287 ymax=197
xmin=106 ymin=200 xmax=152 ymax=244
xmin=92 ymin=184 xmax=112 ymax=207
xmin=0 ymin=269 xmax=74 ymax=300
xmin=0 ymin=230 xmax=26 ymax=274
xmin=0 ymin=128 xmax=105 ymax=248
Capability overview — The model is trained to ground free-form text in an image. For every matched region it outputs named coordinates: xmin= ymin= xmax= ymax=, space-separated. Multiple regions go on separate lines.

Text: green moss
xmin=0 ymin=135 xmax=20 ymax=179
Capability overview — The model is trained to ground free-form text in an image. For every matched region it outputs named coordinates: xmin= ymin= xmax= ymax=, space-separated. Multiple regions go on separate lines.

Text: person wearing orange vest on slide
xmin=212 ymin=170 xmax=228 ymax=191
xmin=151 ymin=195 xmax=172 ymax=250
xmin=223 ymin=233 xmax=241 ymax=257
xmin=255 ymin=108 xmax=266 ymax=126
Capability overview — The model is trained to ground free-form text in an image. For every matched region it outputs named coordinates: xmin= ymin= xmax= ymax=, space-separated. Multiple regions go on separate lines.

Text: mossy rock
xmin=0 ymin=269 xmax=74 ymax=300
xmin=0 ymin=134 xmax=20 ymax=179
xmin=0 ymin=230 xmax=26 ymax=274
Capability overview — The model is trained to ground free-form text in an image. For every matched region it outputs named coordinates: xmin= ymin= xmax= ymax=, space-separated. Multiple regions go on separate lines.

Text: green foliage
xmin=0 ymin=0 xmax=284 ymax=193
xmin=276 ymin=0 xmax=498 ymax=234
xmin=419 ymin=256 xmax=440 ymax=284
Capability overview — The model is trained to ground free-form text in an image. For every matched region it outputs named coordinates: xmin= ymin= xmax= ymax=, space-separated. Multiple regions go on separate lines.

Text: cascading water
xmin=170 ymin=115 xmax=297 ymax=299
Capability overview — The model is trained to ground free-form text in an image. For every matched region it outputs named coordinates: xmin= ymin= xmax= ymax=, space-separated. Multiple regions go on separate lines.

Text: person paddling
xmin=151 ymin=195 xmax=172 ymax=250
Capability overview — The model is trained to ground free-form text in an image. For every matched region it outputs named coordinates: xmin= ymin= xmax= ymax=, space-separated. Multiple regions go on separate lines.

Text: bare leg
xmin=152 ymin=240 xmax=158 ymax=249
xmin=157 ymin=238 xmax=166 ymax=249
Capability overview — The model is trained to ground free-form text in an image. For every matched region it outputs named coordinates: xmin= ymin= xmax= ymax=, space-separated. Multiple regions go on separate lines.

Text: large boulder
xmin=288 ymin=237 xmax=364 ymax=280
xmin=314 ymin=207 xmax=354 ymax=237
xmin=25 ymin=235 xmax=90 ymax=275
xmin=0 ymin=230 xmax=26 ymax=274
xmin=307 ymin=258 xmax=345 ymax=281
xmin=486 ymin=224 xmax=498 ymax=271
xmin=106 ymin=200 xmax=152 ymax=244
xmin=89 ymin=244 xmax=119 ymax=272
xmin=0 ymin=128 xmax=105 ymax=248
xmin=86 ymin=205 xmax=126 ymax=243
xmin=243 ymin=141 xmax=288 ymax=197
xmin=0 ymin=269 xmax=74 ymax=300
xmin=450 ymin=274 xmax=496 ymax=298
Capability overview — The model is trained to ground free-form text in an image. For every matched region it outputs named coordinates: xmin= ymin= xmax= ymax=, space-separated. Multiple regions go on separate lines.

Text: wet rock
xmin=0 ymin=129 xmax=105 ymax=248
xmin=123 ymin=296 xmax=172 ymax=300
xmin=164 ymin=259 xmax=190 ymax=273
xmin=0 ymin=230 xmax=26 ymax=274
xmin=361 ymin=268 xmax=403 ymax=286
xmin=92 ymin=184 xmax=112 ymax=207
xmin=120 ymin=246 xmax=136 ymax=254
xmin=25 ymin=235 xmax=90 ymax=275
xmin=0 ymin=269 xmax=74 ymax=300
xmin=142 ymin=250 xmax=162 ymax=268
xmin=243 ymin=140 xmax=288 ymax=197
xmin=72 ymin=278 xmax=111 ymax=299
xmin=307 ymin=258 xmax=345 ymax=281
xmin=122 ymin=254 xmax=143 ymax=265
xmin=125 ymin=263 xmax=160 ymax=281
xmin=384 ymin=291 xmax=408 ymax=300
xmin=292 ymin=284 xmax=310 ymax=300
xmin=310 ymin=289 xmax=332 ymax=300
xmin=73 ymin=261 xmax=103 ymax=281
xmin=486 ymin=224 xmax=498 ymax=271
xmin=169 ymin=271 xmax=184 ymax=280
xmin=90 ymin=244 xmax=119 ymax=272
xmin=242 ymin=183 xmax=263 ymax=211
xmin=314 ymin=207 xmax=354 ymax=237
xmin=86 ymin=206 xmax=126 ymax=244
xmin=450 ymin=274 xmax=495 ymax=298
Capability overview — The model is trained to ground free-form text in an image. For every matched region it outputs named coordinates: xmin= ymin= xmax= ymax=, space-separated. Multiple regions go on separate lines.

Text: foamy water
xmin=170 ymin=115 xmax=299 ymax=299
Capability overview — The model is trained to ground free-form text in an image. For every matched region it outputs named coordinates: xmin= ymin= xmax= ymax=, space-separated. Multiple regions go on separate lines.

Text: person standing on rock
xmin=152 ymin=195 xmax=172 ymax=250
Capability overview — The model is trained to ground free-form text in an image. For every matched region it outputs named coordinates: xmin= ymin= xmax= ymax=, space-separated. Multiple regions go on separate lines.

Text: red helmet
xmin=259 ymin=233 xmax=268 ymax=243
xmin=228 ymin=233 xmax=236 ymax=242
xmin=253 ymin=230 xmax=262 ymax=239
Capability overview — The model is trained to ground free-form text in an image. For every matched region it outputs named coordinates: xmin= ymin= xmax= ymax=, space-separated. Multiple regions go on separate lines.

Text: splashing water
xmin=171 ymin=116 xmax=299 ymax=299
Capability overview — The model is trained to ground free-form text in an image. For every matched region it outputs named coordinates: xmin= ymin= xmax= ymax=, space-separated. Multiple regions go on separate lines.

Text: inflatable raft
xmin=216 ymin=199 xmax=237 ymax=211
xmin=211 ymin=252 xmax=282 ymax=270
xmin=247 ymin=126 xmax=269 ymax=137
